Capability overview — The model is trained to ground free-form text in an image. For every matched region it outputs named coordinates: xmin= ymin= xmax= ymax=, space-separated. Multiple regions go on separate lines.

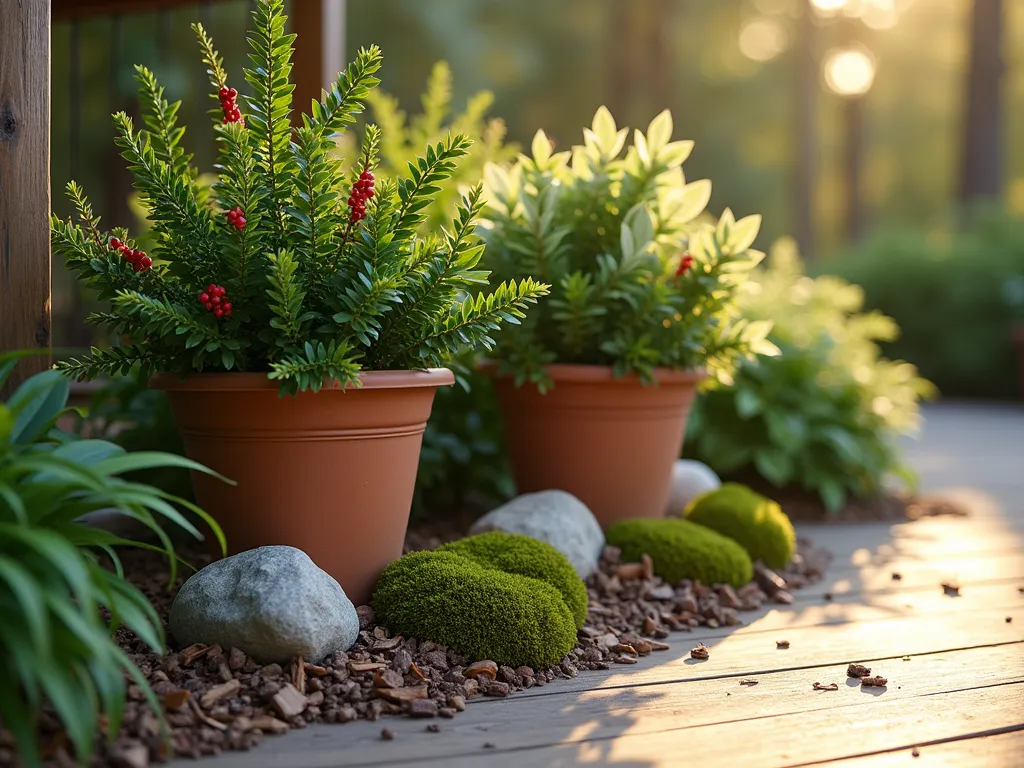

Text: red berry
xmin=215 ymin=286 xmax=226 ymax=297
xmin=219 ymin=86 xmax=230 ymax=98
xmin=205 ymin=302 xmax=214 ymax=311
xmin=199 ymin=292 xmax=210 ymax=303
xmin=360 ymin=171 xmax=372 ymax=181
xmin=366 ymin=188 xmax=375 ymax=198
xmin=109 ymin=237 xmax=122 ymax=249
xmin=214 ymin=308 xmax=224 ymax=319
xmin=223 ymin=302 xmax=232 ymax=312
xmin=140 ymin=256 xmax=152 ymax=269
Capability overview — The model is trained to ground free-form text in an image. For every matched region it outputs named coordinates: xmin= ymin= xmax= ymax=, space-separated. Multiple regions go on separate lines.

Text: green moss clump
xmin=371 ymin=550 xmax=578 ymax=669
xmin=438 ymin=532 xmax=588 ymax=628
xmin=685 ymin=483 xmax=796 ymax=569
xmin=606 ymin=518 xmax=753 ymax=587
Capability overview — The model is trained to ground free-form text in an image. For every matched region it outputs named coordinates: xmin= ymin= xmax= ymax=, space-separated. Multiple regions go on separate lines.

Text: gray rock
xmin=169 ymin=546 xmax=358 ymax=664
xmin=470 ymin=490 xmax=604 ymax=577
xmin=665 ymin=459 xmax=721 ymax=516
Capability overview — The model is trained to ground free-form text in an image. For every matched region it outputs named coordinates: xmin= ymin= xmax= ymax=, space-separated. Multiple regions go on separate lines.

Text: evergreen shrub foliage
xmin=52 ymin=0 xmax=547 ymax=395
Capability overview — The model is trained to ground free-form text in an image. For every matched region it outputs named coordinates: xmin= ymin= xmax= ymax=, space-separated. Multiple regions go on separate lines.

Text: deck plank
xmin=194 ymin=663 xmax=1024 ymax=768
xmin=819 ymin=727 xmax=1024 ymax=767
xmin=506 ymin=605 xmax=1024 ymax=700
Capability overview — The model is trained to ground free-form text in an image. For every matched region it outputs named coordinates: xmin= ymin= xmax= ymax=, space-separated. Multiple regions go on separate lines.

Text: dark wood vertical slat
xmin=70 ymin=21 xmax=82 ymax=179
xmin=0 ymin=0 xmax=51 ymax=393
xmin=291 ymin=0 xmax=325 ymax=123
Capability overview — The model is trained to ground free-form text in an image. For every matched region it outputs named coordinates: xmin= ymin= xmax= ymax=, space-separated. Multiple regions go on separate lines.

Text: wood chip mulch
xmin=7 ymin=536 xmax=831 ymax=766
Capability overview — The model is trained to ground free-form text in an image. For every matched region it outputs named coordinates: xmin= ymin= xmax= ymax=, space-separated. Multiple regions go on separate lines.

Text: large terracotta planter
xmin=485 ymin=363 xmax=704 ymax=527
xmin=151 ymin=369 xmax=454 ymax=605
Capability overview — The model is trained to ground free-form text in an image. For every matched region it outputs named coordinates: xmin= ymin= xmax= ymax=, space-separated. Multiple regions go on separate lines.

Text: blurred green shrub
xmin=822 ymin=204 xmax=1024 ymax=399
xmin=684 ymin=238 xmax=935 ymax=514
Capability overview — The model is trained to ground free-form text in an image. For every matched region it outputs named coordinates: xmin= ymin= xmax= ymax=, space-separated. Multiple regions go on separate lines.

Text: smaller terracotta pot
xmin=484 ymin=363 xmax=704 ymax=528
xmin=151 ymin=369 xmax=453 ymax=605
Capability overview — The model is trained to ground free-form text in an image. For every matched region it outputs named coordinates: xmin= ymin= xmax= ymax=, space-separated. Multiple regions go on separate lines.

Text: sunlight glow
xmin=823 ymin=46 xmax=876 ymax=97
xmin=739 ymin=18 xmax=789 ymax=62
xmin=811 ymin=0 xmax=850 ymax=12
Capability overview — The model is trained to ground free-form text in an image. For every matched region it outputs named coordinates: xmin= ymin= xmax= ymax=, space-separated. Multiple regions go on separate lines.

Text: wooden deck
xmin=178 ymin=402 xmax=1024 ymax=767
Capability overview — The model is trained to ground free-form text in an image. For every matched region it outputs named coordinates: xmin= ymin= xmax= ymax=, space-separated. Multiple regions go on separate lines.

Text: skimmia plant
xmin=52 ymin=0 xmax=546 ymax=395
xmin=482 ymin=107 xmax=777 ymax=389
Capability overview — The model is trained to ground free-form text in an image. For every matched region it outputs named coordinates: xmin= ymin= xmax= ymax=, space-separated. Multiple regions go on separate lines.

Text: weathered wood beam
xmin=0 ymin=0 xmax=51 ymax=396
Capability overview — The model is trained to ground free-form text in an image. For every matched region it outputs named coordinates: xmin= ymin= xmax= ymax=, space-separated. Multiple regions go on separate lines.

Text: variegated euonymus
xmin=481 ymin=106 xmax=777 ymax=390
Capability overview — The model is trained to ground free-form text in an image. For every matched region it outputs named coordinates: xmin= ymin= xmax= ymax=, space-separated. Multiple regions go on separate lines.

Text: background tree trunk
xmin=959 ymin=0 xmax=1004 ymax=203
xmin=793 ymin=0 xmax=817 ymax=257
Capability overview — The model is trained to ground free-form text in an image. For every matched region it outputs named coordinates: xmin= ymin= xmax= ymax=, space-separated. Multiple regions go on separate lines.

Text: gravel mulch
xmin=3 ymin=535 xmax=831 ymax=767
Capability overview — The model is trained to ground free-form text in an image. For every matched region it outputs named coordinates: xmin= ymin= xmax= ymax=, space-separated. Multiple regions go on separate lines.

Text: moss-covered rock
xmin=438 ymin=531 xmax=588 ymax=628
xmin=605 ymin=518 xmax=753 ymax=587
xmin=371 ymin=550 xmax=578 ymax=669
xmin=684 ymin=483 xmax=795 ymax=569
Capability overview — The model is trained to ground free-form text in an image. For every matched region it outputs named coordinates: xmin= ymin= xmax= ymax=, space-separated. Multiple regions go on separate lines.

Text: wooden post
xmin=291 ymin=0 xmax=346 ymax=122
xmin=0 ymin=0 xmax=51 ymax=396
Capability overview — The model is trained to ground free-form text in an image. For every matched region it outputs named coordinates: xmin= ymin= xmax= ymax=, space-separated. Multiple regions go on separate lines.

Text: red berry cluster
xmin=199 ymin=284 xmax=233 ymax=319
xmin=347 ymin=171 xmax=375 ymax=224
xmin=225 ymin=206 xmax=247 ymax=231
xmin=109 ymin=237 xmax=152 ymax=272
xmin=675 ymin=252 xmax=696 ymax=277
xmin=219 ymin=86 xmax=243 ymax=125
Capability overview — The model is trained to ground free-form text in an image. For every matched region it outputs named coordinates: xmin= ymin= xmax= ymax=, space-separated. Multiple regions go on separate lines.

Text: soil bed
xmin=9 ymin=531 xmax=831 ymax=767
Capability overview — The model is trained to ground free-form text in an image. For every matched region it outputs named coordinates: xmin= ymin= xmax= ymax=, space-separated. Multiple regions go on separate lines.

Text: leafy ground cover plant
xmin=0 ymin=353 xmax=224 ymax=766
xmin=684 ymin=239 xmax=936 ymax=514
xmin=52 ymin=0 xmax=546 ymax=395
xmin=482 ymin=107 xmax=777 ymax=389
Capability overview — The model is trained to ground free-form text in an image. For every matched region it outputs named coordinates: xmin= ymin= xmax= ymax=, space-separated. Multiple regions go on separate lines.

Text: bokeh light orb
xmin=810 ymin=0 xmax=850 ymax=13
xmin=738 ymin=18 xmax=788 ymax=62
xmin=823 ymin=46 xmax=876 ymax=97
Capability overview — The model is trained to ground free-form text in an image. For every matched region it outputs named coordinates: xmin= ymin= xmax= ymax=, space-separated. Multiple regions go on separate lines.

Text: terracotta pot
xmin=485 ymin=363 xmax=704 ymax=528
xmin=151 ymin=369 xmax=454 ymax=605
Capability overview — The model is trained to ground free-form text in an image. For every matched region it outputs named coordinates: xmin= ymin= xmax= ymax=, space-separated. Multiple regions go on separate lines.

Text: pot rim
xmin=149 ymin=368 xmax=455 ymax=392
xmin=478 ymin=360 xmax=706 ymax=385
